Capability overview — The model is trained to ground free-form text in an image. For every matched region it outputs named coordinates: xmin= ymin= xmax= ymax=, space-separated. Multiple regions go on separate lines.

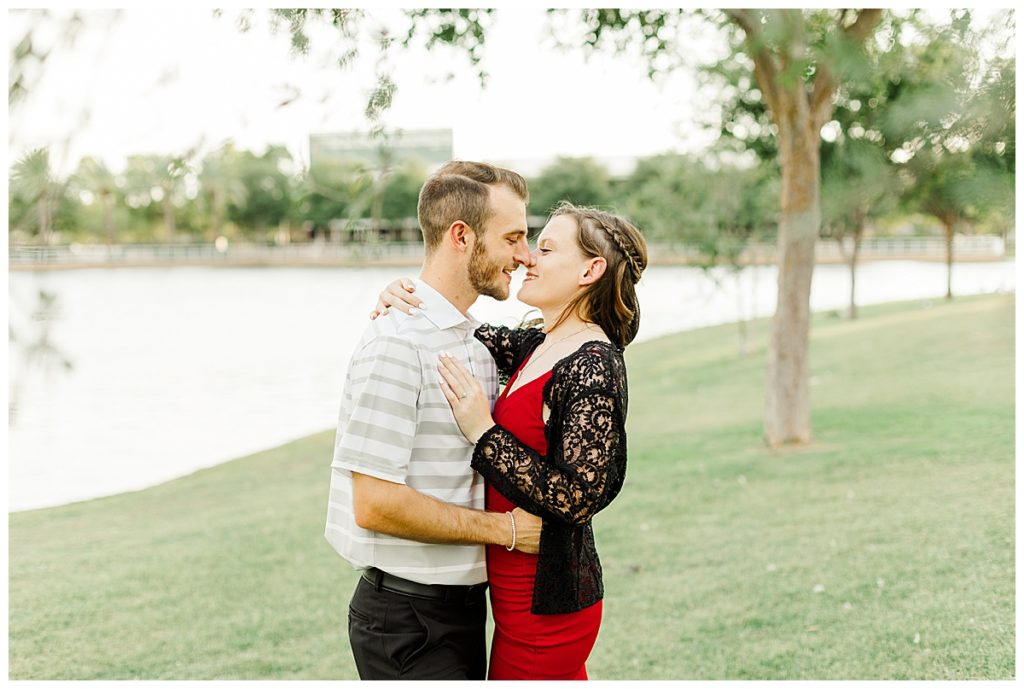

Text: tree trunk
xmin=725 ymin=8 xmax=881 ymax=448
xmin=37 ymin=193 xmax=51 ymax=245
xmin=371 ymin=186 xmax=384 ymax=240
xmin=210 ymin=189 xmax=223 ymax=238
xmin=163 ymin=193 xmax=176 ymax=244
xmin=848 ymin=231 xmax=861 ymax=320
xmin=37 ymin=203 xmax=50 ymax=245
xmin=943 ymin=219 xmax=955 ymax=300
xmin=764 ymin=112 xmax=820 ymax=447
xmin=735 ymin=269 xmax=749 ymax=356
xmin=103 ymin=192 xmax=116 ymax=245
xmin=832 ymin=231 xmax=858 ymax=320
xmin=848 ymin=212 xmax=865 ymax=320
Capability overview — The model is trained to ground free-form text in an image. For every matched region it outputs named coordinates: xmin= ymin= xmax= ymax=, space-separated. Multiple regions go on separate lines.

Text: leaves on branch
xmin=402 ymin=8 xmax=494 ymax=86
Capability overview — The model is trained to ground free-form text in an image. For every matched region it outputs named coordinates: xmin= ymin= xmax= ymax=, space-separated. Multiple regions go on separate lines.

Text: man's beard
xmin=468 ymin=239 xmax=509 ymax=301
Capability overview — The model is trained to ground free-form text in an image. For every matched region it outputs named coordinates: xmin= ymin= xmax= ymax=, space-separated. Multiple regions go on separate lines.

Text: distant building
xmin=309 ymin=128 xmax=453 ymax=172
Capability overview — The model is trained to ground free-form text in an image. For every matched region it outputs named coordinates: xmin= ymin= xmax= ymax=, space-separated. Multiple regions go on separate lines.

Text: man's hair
xmin=416 ymin=161 xmax=529 ymax=253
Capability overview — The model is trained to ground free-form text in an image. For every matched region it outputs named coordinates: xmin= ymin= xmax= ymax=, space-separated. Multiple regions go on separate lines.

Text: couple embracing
xmin=324 ymin=160 xmax=647 ymax=680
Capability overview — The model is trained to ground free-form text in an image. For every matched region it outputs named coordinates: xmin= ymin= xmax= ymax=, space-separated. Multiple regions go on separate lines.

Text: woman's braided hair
xmin=601 ymin=221 xmax=645 ymax=284
xmin=546 ymin=201 xmax=648 ymax=348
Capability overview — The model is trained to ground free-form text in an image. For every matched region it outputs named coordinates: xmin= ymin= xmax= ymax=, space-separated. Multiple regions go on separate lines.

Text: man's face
xmin=467 ymin=184 xmax=530 ymax=301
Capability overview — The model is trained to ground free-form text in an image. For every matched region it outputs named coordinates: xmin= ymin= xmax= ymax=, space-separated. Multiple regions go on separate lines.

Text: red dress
xmin=485 ymin=358 xmax=603 ymax=681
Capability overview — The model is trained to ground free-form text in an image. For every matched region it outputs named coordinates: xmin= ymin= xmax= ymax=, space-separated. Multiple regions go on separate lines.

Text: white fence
xmin=9 ymin=235 xmax=1007 ymax=268
xmin=815 ymin=235 xmax=1007 ymax=259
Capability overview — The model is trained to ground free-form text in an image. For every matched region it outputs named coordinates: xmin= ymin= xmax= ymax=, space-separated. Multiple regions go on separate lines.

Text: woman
xmin=371 ymin=202 xmax=647 ymax=680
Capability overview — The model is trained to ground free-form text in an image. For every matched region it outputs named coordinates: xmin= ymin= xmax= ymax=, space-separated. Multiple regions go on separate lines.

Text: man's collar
xmin=412 ymin=278 xmax=479 ymax=331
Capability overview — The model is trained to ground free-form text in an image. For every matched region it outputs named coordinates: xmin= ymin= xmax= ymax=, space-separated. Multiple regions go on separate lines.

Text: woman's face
xmin=517 ymin=215 xmax=595 ymax=311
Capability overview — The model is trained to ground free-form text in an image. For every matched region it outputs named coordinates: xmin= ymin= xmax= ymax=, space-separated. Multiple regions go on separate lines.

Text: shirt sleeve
xmin=332 ymin=335 xmax=421 ymax=484
xmin=470 ymin=385 xmax=626 ymax=526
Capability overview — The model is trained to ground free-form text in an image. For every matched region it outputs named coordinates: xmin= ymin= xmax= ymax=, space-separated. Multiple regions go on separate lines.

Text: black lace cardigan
xmin=472 ymin=323 xmax=629 ymax=615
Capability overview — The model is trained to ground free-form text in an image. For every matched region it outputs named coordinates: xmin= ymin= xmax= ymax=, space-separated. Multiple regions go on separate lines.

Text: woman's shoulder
xmin=551 ymin=340 xmax=625 ymax=391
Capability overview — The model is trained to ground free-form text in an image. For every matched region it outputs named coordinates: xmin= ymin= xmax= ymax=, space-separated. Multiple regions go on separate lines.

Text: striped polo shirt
xmin=324 ymin=278 xmax=499 ymax=586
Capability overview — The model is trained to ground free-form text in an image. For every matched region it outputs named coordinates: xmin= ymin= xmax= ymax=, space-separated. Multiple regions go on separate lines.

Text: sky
xmin=8 ymin=7 xmax=725 ymax=178
xmin=7 ymin=6 xmax=1014 ymax=179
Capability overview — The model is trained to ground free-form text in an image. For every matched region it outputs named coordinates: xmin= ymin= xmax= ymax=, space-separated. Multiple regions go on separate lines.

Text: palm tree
xmin=10 ymin=148 xmax=60 ymax=245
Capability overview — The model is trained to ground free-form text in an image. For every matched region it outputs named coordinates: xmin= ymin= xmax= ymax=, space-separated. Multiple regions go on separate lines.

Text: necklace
xmin=514 ymin=323 xmax=599 ymax=384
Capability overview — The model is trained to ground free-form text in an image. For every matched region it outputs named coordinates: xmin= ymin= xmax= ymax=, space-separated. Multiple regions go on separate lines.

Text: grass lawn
xmin=8 ymin=293 xmax=1014 ymax=679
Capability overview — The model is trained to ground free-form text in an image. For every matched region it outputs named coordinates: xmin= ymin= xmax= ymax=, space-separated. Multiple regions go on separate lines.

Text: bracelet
xmin=505 ymin=511 xmax=517 ymax=552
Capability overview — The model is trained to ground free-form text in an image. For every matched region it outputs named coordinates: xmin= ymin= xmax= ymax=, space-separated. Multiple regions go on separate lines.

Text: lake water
xmin=8 ymin=259 xmax=1015 ymax=511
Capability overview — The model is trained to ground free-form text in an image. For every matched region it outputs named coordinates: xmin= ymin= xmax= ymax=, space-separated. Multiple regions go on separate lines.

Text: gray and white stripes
xmin=324 ymin=280 xmax=498 ymax=586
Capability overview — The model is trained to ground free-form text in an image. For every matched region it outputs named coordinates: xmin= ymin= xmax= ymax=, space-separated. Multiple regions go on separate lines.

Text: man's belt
xmin=362 ymin=567 xmax=487 ymax=604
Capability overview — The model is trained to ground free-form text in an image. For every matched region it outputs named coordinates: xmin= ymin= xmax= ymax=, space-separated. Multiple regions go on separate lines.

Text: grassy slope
xmin=8 ymin=294 xmax=1014 ymax=679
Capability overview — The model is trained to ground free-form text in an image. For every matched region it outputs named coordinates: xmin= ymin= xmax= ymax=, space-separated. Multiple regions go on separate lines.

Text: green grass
xmin=9 ymin=294 xmax=1014 ymax=679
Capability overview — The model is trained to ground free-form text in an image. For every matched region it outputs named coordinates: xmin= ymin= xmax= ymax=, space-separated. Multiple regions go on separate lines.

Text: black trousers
xmin=348 ymin=574 xmax=487 ymax=680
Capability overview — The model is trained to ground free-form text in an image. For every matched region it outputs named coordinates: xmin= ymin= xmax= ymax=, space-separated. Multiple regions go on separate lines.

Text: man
xmin=325 ymin=161 xmax=542 ymax=680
